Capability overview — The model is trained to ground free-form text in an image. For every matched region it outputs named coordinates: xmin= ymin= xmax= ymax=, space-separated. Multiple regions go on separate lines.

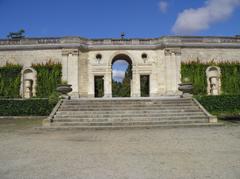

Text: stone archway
xmin=20 ymin=67 xmax=37 ymax=98
xmin=111 ymin=54 xmax=132 ymax=97
xmin=206 ymin=66 xmax=221 ymax=95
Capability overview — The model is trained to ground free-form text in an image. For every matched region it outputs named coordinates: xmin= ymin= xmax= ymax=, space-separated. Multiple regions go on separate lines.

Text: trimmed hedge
xmin=196 ymin=95 xmax=240 ymax=115
xmin=0 ymin=98 xmax=56 ymax=116
xmin=181 ymin=61 xmax=240 ymax=95
xmin=0 ymin=63 xmax=22 ymax=97
xmin=32 ymin=61 xmax=62 ymax=97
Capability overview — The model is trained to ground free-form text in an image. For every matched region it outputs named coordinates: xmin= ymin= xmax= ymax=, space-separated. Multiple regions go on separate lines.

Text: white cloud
xmin=159 ymin=1 xmax=168 ymax=13
xmin=112 ymin=70 xmax=125 ymax=82
xmin=172 ymin=0 xmax=240 ymax=35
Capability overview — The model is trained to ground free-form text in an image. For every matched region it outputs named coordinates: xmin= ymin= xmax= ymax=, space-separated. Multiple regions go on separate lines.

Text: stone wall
xmin=181 ymin=48 xmax=240 ymax=63
xmin=0 ymin=49 xmax=62 ymax=67
xmin=0 ymin=36 xmax=240 ymax=98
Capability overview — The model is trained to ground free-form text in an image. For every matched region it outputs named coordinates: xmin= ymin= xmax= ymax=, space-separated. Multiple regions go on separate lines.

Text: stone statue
xmin=210 ymin=77 xmax=218 ymax=95
xmin=24 ymin=79 xmax=33 ymax=98
xmin=206 ymin=66 xmax=221 ymax=95
xmin=7 ymin=29 xmax=25 ymax=39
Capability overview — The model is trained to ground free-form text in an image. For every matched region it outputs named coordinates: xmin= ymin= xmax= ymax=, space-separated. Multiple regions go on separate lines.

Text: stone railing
xmin=0 ymin=36 xmax=239 ymax=49
xmin=0 ymin=37 xmax=61 ymax=46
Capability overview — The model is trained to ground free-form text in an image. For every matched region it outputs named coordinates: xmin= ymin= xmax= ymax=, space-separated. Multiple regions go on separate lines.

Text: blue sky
xmin=0 ymin=0 xmax=240 ymax=39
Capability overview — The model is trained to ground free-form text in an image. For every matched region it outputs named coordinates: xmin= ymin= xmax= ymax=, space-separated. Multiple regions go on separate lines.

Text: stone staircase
xmin=43 ymin=97 xmax=221 ymax=129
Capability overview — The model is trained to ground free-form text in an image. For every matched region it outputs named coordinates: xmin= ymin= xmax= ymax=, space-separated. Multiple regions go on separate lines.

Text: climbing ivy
xmin=0 ymin=63 xmax=22 ymax=98
xmin=32 ymin=61 xmax=62 ymax=97
xmin=181 ymin=61 xmax=240 ymax=95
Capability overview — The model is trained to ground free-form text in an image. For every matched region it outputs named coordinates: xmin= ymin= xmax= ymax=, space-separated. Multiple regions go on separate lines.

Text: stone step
xmin=56 ymin=112 xmax=206 ymax=118
xmin=59 ymin=106 xmax=200 ymax=111
xmin=51 ymin=119 xmax=208 ymax=127
xmin=56 ymin=109 xmax=202 ymax=114
xmin=42 ymin=123 xmax=223 ymax=130
xmin=63 ymin=101 xmax=194 ymax=104
xmin=64 ymin=98 xmax=191 ymax=102
xmin=44 ymin=98 xmax=217 ymax=130
xmin=53 ymin=116 xmax=207 ymax=122
xmin=63 ymin=102 xmax=194 ymax=105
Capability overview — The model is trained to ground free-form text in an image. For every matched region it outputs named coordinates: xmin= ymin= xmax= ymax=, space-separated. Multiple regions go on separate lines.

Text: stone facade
xmin=0 ymin=36 xmax=240 ymax=98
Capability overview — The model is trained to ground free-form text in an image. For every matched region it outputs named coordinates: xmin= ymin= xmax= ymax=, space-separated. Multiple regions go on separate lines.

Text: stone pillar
xmin=132 ymin=66 xmax=140 ymax=97
xmin=62 ymin=49 xmax=79 ymax=98
xmin=164 ymin=48 xmax=181 ymax=95
xmin=104 ymin=70 xmax=112 ymax=98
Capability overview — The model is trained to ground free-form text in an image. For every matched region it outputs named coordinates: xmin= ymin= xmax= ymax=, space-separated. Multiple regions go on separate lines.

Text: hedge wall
xmin=196 ymin=95 xmax=240 ymax=115
xmin=32 ymin=61 xmax=62 ymax=97
xmin=181 ymin=61 xmax=240 ymax=95
xmin=0 ymin=98 xmax=56 ymax=116
xmin=0 ymin=63 xmax=22 ymax=98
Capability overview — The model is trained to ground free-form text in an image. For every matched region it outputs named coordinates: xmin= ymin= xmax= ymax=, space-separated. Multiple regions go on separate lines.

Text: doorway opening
xmin=112 ymin=54 xmax=132 ymax=97
xmin=94 ymin=76 xmax=104 ymax=97
xmin=140 ymin=75 xmax=150 ymax=97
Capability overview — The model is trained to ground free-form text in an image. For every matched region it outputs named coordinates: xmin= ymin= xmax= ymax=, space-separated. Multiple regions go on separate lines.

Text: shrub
xmin=0 ymin=63 xmax=22 ymax=97
xmin=195 ymin=95 xmax=240 ymax=115
xmin=0 ymin=98 xmax=57 ymax=116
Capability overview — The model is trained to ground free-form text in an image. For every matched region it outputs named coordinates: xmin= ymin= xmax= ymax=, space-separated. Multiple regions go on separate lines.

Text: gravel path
xmin=0 ymin=119 xmax=240 ymax=179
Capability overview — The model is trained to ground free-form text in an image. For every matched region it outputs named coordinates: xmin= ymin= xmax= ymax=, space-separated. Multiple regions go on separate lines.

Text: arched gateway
xmin=111 ymin=54 xmax=132 ymax=97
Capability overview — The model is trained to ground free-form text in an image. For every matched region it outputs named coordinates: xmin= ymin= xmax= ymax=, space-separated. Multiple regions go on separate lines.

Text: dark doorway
xmin=140 ymin=75 xmax=150 ymax=97
xmin=94 ymin=76 xmax=104 ymax=98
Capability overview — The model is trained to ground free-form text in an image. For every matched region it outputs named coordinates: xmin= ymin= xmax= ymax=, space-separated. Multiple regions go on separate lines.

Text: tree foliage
xmin=112 ymin=65 xmax=132 ymax=97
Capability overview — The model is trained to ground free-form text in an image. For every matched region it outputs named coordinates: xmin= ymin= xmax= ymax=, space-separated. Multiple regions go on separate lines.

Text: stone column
xmin=62 ymin=49 xmax=79 ymax=98
xmin=131 ymin=66 xmax=140 ymax=97
xmin=104 ymin=70 xmax=112 ymax=98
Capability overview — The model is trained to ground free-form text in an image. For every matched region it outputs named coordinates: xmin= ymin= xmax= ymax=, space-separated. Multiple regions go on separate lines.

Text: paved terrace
xmin=0 ymin=119 xmax=239 ymax=179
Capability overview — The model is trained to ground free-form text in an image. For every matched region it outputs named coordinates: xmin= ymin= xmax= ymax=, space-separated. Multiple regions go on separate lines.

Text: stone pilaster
xmin=62 ymin=49 xmax=79 ymax=98
xmin=164 ymin=48 xmax=181 ymax=95
xmin=104 ymin=70 xmax=112 ymax=98
xmin=131 ymin=66 xmax=140 ymax=97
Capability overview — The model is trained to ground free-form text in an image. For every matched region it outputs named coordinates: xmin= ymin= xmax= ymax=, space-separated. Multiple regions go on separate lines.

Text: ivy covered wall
xmin=0 ymin=61 xmax=62 ymax=98
xmin=0 ymin=63 xmax=22 ymax=98
xmin=32 ymin=61 xmax=62 ymax=97
xmin=181 ymin=61 xmax=240 ymax=95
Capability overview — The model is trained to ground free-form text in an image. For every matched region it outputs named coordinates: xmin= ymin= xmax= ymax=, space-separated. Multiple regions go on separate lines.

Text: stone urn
xmin=56 ymin=84 xmax=72 ymax=99
xmin=178 ymin=83 xmax=193 ymax=98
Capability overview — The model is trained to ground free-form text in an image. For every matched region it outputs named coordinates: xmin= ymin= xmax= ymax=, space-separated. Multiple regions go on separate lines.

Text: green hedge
xmin=32 ymin=61 xmax=62 ymax=97
xmin=0 ymin=98 xmax=56 ymax=116
xmin=196 ymin=95 xmax=240 ymax=115
xmin=0 ymin=63 xmax=22 ymax=97
xmin=181 ymin=61 xmax=240 ymax=95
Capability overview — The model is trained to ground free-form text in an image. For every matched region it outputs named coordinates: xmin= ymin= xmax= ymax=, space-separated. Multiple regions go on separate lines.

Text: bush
xmin=32 ymin=61 xmax=62 ymax=97
xmin=0 ymin=98 xmax=57 ymax=116
xmin=0 ymin=63 xmax=22 ymax=97
xmin=195 ymin=95 xmax=240 ymax=115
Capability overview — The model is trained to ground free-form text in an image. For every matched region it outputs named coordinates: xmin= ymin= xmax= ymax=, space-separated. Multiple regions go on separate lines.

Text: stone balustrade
xmin=0 ymin=36 xmax=240 ymax=50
